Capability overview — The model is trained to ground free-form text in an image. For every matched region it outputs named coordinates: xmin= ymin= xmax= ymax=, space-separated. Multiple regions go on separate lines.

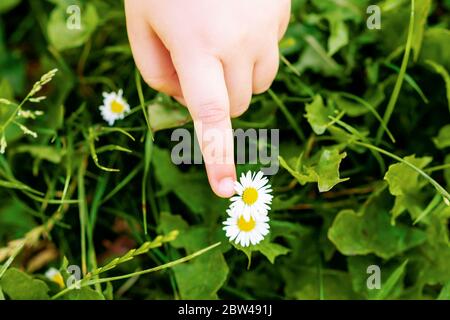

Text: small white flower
xmin=99 ymin=89 xmax=130 ymax=126
xmin=230 ymin=170 xmax=273 ymax=221
xmin=223 ymin=208 xmax=270 ymax=247
xmin=45 ymin=267 xmax=65 ymax=288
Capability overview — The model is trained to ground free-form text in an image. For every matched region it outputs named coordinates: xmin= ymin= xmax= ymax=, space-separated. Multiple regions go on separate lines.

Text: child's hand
xmin=125 ymin=0 xmax=290 ymax=198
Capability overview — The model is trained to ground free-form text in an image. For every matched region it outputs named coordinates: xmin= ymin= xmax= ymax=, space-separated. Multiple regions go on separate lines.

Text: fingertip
xmin=215 ymin=177 xmax=236 ymax=198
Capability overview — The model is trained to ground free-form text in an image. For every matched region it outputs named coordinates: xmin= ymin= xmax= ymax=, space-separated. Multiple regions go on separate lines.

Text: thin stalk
xmin=376 ymin=0 xmax=415 ymax=143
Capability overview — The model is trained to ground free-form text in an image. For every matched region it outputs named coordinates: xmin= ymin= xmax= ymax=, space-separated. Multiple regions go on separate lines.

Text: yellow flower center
xmin=52 ymin=273 xmax=65 ymax=288
xmin=111 ymin=100 xmax=125 ymax=114
xmin=242 ymin=187 xmax=258 ymax=205
xmin=237 ymin=215 xmax=256 ymax=232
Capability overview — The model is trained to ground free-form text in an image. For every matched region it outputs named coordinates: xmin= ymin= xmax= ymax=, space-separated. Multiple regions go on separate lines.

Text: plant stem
xmin=353 ymin=141 xmax=450 ymax=203
xmin=376 ymin=0 xmax=415 ymax=144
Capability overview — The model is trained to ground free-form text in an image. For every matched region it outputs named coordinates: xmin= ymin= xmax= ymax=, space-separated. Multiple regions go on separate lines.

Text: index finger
xmin=172 ymin=51 xmax=236 ymax=198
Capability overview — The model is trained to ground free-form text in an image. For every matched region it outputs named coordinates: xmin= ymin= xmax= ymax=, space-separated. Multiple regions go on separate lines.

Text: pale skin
xmin=125 ymin=0 xmax=291 ymax=198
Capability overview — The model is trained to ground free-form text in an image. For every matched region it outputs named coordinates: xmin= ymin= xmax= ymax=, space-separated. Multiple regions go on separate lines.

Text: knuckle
xmin=194 ymin=101 xmax=229 ymax=124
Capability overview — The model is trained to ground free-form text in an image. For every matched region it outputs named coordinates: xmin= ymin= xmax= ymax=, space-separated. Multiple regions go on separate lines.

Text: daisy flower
xmin=223 ymin=209 xmax=270 ymax=247
xmin=230 ymin=170 xmax=273 ymax=221
xmin=45 ymin=267 xmax=65 ymax=288
xmin=99 ymin=89 xmax=130 ymax=126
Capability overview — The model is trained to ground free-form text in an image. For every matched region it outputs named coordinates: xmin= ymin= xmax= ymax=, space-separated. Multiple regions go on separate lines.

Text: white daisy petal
xmin=222 ymin=208 xmax=270 ymax=247
xmin=99 ymin=90 xmax=130 ymax=126
xmin=228 ymin=170 xmax=272 ymax=221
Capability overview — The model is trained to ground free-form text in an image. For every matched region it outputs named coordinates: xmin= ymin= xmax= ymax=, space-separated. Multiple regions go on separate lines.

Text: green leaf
xmin=158 ymin=212 xmax=229 ymax=299
xmin=279 ymin=147 xmax=349 ymax=192
xmin=158 ymin=211 xmax=190 ymax=249
xmin=47 ymin=3 xmax=98 ymax=50
xmin=416 ymin=214 xmax=450 ymax=286
xmin=384 ymin=155 xmax=432 ymax=221
xmin=61 ymin=287 xmax=105 ymax=300
xmin=148 ymin=101 xmax=191 ymax=132
xmin=327 ymin=17 xmax=348 ymax=56
xmin=0 ymin=268 xmax=50 ymax=300
xmin=15 ymin=145 xmax=64 ymax=163
xmin=305 ymin=95 xmax=334 ymax=135
xmin=173 ymin=249 xmax=228 ymax=299
xmin=385 ymin=155 xmax=432 ymax=195
xmin=433 ymin=125 xmax=450 ymax=150
xmin=328 ymin=193 xmax=427 ymax=259
xmin=412 ymin=0 xmax=431 ymax=61
xmin=282 ymin=266 xmax=358 ymax=300
xmin=232 ymin=237 xmax=290 ymax=266
xmin=419 ymin=28 xmax=450 ymax=71
xmin=314 ymin=148 xmax=349 ymax=192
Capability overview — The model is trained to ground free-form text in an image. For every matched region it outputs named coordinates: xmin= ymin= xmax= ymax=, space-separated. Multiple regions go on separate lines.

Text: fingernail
xmin=218 ymin=177 xmax=235 ymax=198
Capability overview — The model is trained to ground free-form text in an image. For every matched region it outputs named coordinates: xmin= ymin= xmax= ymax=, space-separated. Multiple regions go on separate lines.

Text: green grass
xmin=0 ymin=0 xmax=450 ymax=300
